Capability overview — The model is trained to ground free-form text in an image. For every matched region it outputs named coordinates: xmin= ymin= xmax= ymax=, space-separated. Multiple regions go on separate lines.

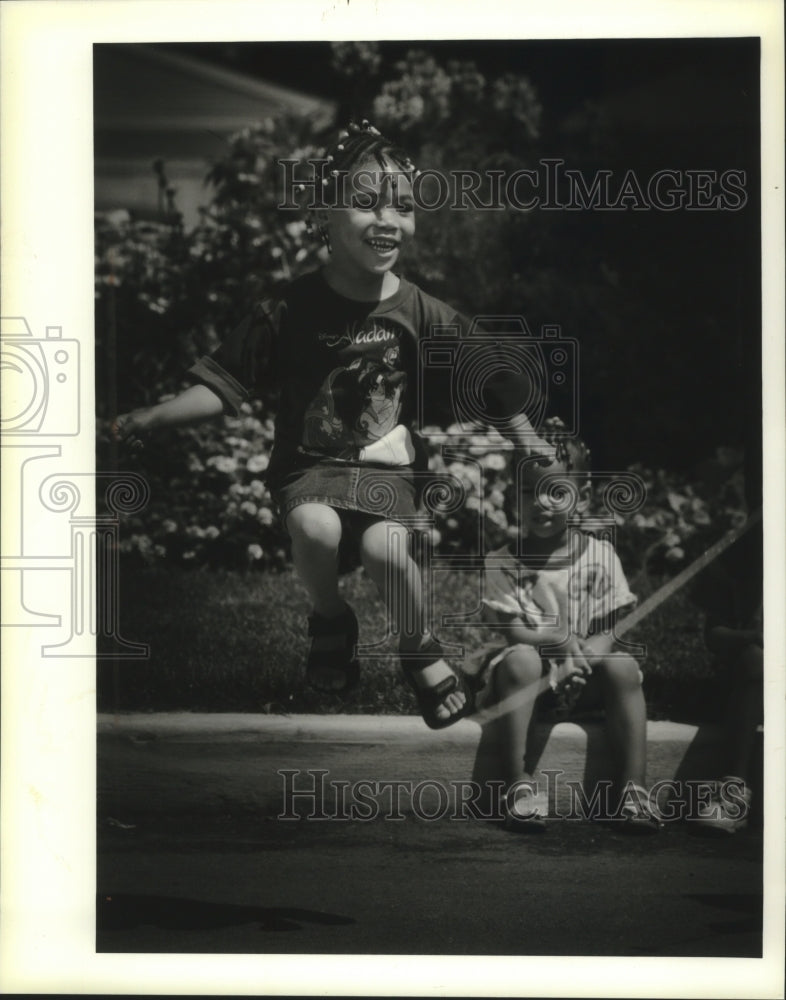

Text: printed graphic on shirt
xmin=483 ymin=537 xmax=636 ymax=639
xmin=302 ymin=326 xmax=407 ymax=453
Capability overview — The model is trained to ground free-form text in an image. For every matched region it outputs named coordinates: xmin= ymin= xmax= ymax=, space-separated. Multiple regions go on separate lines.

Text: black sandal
xmin=306 ymin=603 xmax=360 ymax=695
xmin=400 ymin=636 xmax=475 ymax=730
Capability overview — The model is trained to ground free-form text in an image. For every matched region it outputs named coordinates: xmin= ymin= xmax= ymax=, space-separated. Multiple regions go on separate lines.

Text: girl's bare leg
xmin=285 ymin=503 xmax=345 ymax=616
xmin=286 ymin=503 xmax=350 ymax=689
xmin=358 ymin=518 xmax=464 ymax=720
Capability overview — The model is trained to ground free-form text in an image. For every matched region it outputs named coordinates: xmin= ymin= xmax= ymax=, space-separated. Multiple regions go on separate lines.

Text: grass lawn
xmin=100 ymin=563 xmax=720 ymax=723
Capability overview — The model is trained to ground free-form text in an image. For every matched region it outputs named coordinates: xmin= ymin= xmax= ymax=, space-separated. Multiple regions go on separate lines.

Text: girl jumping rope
xmin=114 ymin=119 xmax=553 ymax=729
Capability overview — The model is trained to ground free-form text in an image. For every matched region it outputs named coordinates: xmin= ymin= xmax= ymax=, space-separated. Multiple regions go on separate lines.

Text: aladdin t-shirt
xmin=188 ymin=269 xmax=535 ymax=485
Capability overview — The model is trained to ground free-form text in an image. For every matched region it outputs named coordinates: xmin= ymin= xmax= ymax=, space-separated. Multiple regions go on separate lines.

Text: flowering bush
xmin=104 ymin=386 xmax=747 ymax=583
xmin=102 ymin=401 xmax=291 ymax=572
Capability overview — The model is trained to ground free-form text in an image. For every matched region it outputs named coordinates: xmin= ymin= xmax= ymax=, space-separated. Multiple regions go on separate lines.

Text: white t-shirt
xmin=482 ymin=533 xmax=636 ymax=640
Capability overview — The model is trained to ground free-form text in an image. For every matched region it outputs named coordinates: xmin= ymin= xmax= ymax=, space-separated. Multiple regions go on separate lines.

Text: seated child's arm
xmin=480 ymin=601 xmax=566 ymax=647
xmin=578 ymin=610 xmax=630 ymax=665
xmin=113 ymin=384 xmax=224 ymax=445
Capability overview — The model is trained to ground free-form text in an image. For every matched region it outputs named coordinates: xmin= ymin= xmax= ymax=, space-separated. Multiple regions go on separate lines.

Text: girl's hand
xmin=111 ymin=409 xmax=153 ymax=450
xmin=518 ymin=434 xmax=557 ymax=467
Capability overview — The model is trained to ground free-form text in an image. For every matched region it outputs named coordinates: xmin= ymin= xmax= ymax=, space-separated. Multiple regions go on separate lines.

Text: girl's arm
xmin=499 ymin=412 xmax=556 ymax=463
xmin=113 ymin=384 xmax=224 ymax=446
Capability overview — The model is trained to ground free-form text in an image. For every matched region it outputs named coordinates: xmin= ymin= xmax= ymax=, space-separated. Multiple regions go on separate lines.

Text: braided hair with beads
xmin=299 ymin=119 xmax=419 ymax=250
xmin=536 ymin=416 xmax=592 ymax=474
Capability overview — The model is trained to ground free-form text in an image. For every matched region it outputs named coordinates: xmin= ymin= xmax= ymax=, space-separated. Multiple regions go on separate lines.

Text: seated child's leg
xmin=481 ymin=646 xmax=544 ymax=787
xmin=481 ymin=647 xmax=548 ymax=830
xmin=693 ymin=644 xmax=762 ymax=835
xmin=357 ymin=517 xmax=469 ymax=724
xmin=725 ymin=642 xmax=763 ymax=784
xmin=594 ymin=654 xmax=661 ymax=833
xmin=594 ymin=654 xmax=647 ymax=791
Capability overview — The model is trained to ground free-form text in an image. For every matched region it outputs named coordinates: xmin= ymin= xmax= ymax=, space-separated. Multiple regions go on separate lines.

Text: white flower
xmin=161 ymin=519 xmax=177 ymax=534
xmin=246 ymin=454 xmax=269 ymax=474
xmin=247 ymin=543 xmax=264 ymax=561
xmin=206 ymin=455 xmax=238 ymax=475
xmin=665 ymin=547 xmax=685 ymax=562
xmin=285 ymin=221 xmax=307 ymax=238
xmin=249 ymin=479 xmax=267 ymax=500
xmin=204 ymin=525 xmax=220 ymax=540
xmin=257 ymin=508 xmax=274 ymax=526
xmin=240 ymin=501 xmax=258 ymax=516
xmin=481 ymin=452 xmax=507 ymax=471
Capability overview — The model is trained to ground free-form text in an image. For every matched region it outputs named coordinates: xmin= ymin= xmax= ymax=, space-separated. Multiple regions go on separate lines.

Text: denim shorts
xmin=269 ymin=457 xmax=422 ymax=527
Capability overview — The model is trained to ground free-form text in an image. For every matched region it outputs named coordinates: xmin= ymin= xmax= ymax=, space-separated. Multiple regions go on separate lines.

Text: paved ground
xmin=97 ymin=714 xmax=764 ymax=959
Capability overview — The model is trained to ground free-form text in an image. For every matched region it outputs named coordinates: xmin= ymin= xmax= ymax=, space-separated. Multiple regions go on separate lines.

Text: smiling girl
xmin=113 ymin=120 xmax=553 ymax=728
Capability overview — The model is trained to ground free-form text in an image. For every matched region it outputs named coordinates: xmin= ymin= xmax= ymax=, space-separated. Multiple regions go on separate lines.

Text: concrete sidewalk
xmin=98 ymin=713 xmax=748 ymax=816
